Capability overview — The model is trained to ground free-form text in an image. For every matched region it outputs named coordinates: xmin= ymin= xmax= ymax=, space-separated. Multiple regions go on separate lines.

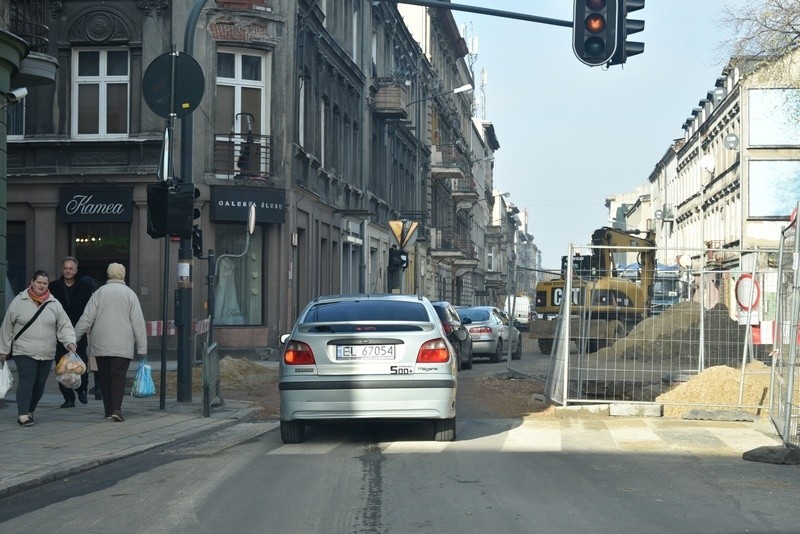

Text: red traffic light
xmin=573 ymin=0 xmax=618 ymax=66
xmin=585 ymin=13 xmax=605 ymax=33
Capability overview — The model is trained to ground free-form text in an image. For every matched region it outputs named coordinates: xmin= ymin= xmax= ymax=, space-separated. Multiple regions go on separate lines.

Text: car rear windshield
xmin=303 ymin=300 xmax=430 ymax=323
xmin=457 ymin=308 xmax=489 ymax=322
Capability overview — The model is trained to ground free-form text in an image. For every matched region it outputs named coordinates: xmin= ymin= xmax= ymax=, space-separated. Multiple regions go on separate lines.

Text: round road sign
xmin=143 ymin=52 xmax=205 ymax=119
xmin=735 ymin=274 xmax=760 ymax=311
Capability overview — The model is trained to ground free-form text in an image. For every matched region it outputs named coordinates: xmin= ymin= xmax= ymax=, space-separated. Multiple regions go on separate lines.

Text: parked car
xmin=278 ymin=294 xmax=458 ymax=444
xmin=457 ymin=306 xmax=522 ymax=362
xmin=431 ymin=300 xmax=473 ymax=370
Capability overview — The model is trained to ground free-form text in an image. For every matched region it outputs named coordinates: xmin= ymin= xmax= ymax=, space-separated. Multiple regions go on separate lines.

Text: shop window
xmin=214 ymin=224 xmax=263 ymax=325
xmin=71 ymin=49 xmax=130 ymax=138
xmin=71 ymin=223 xmax=130 ymax=285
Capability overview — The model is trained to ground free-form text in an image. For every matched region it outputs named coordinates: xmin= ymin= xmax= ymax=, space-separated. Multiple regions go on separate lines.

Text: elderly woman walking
xmin=74 ymin=263 xmax=147 ymax=422
xmin=0 ymin=270 xmax=77 ymax=426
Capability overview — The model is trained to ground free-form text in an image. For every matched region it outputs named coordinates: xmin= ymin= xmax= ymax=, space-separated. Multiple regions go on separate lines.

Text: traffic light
xmin=191 ymin=226 xmax=203 ymax=258
xmin=573 ymin=0 xmax=618 ymax=67
xmin=389 ymin=247 xmax=409 ymax=271
xmin=146 ymin=182 xmax=194 ymax=239
xmin=610 ymin=0 xmax=645 ymax=66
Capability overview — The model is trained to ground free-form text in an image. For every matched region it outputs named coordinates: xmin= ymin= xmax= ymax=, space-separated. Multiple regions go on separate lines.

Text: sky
xmin=451 ymin=1 xmax=736 ymax=266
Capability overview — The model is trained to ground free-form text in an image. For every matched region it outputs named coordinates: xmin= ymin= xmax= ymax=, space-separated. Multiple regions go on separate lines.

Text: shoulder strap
xmin=13 ymin=300 xmax=52 ymax=341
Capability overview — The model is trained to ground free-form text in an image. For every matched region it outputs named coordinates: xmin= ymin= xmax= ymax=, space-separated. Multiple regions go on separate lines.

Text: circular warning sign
xmin=735 ymin=274 xmax=760 ymax=311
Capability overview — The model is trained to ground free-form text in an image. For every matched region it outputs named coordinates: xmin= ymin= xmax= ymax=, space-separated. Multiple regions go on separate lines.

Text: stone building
xmin=3 ymin=0 xmax=506 ymax=352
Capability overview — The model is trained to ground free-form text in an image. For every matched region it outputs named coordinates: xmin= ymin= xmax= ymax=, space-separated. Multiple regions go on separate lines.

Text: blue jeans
xmin=13 ymin=356 xmax=53 ymax=418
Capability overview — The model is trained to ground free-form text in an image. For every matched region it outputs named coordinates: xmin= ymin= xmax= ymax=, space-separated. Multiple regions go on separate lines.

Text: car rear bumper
xmin=471 ymin=339 xmax=498 ymax=354
xmin=279 ymin=378 xmax=457 ymax=420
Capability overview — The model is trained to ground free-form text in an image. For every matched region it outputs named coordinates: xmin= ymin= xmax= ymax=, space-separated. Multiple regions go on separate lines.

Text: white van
xmin=504 ymin=295 xmax=531 ymax=331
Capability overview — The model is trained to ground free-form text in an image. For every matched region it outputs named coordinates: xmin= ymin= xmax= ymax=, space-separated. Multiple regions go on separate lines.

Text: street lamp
xmin=406 ymin=83 xmax=473 ymax=107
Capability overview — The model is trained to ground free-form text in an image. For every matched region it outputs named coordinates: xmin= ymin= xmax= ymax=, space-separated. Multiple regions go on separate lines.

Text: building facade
xmin=3 ymin=0 xmax=516 ymax=352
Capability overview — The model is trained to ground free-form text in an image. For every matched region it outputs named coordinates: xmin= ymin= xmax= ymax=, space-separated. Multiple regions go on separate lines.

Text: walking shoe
xmin=60 ymin=401 xmax=75 ymax=408
xmin=111 ymin=411 xmax=124 ymax=422
xmin=78 ymin=391 xmax=88 ymax=404
xmin=17 ymin=417 xmax=33 ymax=427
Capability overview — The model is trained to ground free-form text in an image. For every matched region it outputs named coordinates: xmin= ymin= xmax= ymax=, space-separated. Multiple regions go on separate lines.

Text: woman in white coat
xmin=74 ymin=263 xmax=147 ymax=422
xmin=0 ymin=270 xmax=77 ymax=426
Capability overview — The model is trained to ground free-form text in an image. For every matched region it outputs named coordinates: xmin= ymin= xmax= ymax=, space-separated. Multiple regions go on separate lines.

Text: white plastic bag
xmin=55 ymin=352 xmax=85 ymax=389
xmin=0 ymin=361 xmax=13 ymax=398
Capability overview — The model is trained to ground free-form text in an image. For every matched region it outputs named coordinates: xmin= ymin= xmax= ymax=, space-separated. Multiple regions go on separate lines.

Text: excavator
xmin=530 ymin=227 xmax=656 ymax=354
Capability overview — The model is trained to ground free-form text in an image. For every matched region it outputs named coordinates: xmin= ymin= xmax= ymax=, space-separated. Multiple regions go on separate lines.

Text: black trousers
xmin=58 ymin=350 xmax=89 ymax=401
xmin=13 ymin=356 xmax=52 ymax=417
xmin=95 ymin=356 xmax=131 ymax=417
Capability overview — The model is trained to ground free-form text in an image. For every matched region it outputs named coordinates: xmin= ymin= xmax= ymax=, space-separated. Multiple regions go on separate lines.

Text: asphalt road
xmin=1 ymin=415 xmax=797 ymax=533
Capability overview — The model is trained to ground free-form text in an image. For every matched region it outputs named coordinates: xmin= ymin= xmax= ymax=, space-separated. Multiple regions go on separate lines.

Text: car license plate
xmin=336 ymin=344 xmax=396 ymax=360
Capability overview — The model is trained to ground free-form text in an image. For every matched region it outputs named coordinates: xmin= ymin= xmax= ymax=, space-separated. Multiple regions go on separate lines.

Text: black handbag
xmin=8 ymin=301 xmax=51 ymax=358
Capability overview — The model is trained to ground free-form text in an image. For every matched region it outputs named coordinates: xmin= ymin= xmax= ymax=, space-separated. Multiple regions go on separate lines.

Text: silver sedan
xmin=457 ymin=306 xmax=522 ymax=363
xmin=278 ymin=294 xmax=458 ymax=444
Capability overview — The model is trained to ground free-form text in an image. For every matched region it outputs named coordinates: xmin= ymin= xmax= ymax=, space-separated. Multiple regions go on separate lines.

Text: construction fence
xmin=511 ymin=240 xmax=799 ymax=448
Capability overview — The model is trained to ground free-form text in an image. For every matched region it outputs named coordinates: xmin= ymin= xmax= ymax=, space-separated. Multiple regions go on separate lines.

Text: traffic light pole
xmin=175 ymin=0 xmax=208 ymax=402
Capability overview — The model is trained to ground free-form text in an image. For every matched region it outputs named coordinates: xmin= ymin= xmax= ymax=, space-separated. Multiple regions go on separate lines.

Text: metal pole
xmin=175 ymin=0 xmax=209 ymax=402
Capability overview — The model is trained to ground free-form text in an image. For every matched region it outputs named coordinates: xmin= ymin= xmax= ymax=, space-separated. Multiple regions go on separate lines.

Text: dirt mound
xmin=604 ymin=301 xmax=767 ymax=365
xmin=656 ymin=360 xmax=771 ymax=418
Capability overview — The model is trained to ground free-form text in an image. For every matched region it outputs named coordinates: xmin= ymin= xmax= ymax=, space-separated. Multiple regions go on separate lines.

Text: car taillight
xmin=283 ymin=341 xmax=315 ymax=365
xmin=470 ymin=326 xmax=492 ymax=335
xmin=416 ymin=338 xmax=450 ymax=363
xmin=442 ymin=323 xmax=453 ymax=335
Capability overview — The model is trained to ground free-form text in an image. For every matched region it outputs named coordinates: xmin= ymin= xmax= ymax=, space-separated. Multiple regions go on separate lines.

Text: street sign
xmin=143 ymin=52 xmax=205 ymax=119
xmin=389 ymin=220 xmax=419 ymax=249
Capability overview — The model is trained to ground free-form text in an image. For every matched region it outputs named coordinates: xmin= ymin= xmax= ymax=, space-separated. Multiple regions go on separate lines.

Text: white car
xmin=278 ymin=294 xmax=458 ymax=444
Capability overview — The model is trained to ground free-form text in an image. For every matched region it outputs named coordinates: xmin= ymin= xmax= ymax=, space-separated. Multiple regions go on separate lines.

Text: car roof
xmin=312 ymin=293 xmax=429 ymax=303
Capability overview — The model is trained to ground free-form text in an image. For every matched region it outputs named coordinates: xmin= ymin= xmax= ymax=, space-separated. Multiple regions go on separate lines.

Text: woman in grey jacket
xmin=74 ymin=263 xmax=147 ymax=422
xmin=0 ymin=270 xmax=77 ymax=426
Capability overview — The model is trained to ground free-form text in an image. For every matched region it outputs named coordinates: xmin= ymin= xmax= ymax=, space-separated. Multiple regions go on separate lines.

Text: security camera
xmin=7 ymin=87 xmax=27 ymax=102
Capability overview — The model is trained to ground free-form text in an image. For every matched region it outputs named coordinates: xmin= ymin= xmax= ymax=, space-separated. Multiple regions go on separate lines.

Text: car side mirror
xmin=279 ymin=333 xmax=290 ymax=344
xmin=461 ymin=317 xmax=472 ymax=325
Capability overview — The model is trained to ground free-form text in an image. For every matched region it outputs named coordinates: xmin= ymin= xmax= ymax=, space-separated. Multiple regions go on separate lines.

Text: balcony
xmin=429 ymin=226 xmax=475 ymax=261
xmin=372 ymin=78 xmax=408 ymax=117
xmin=214 ymin=132 xmax=274 ymax=182
xmin=9 ymin=0 xmax=58 ymax=87
xmin=431 ymin=144 xmax=468 ymax=180
xmin=451 ymin=176 xmax=479 ymax=202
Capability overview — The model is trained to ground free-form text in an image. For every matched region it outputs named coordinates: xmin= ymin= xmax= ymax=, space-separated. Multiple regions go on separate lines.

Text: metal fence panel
xmin=770 ymin=214 xmax=800 ymax=450
xmin=511 ymin=245 xmax=782 ymax=418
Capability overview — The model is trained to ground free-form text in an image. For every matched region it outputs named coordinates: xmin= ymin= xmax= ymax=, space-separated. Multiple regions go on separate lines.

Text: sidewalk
xmin=0 ymin=359 xmax=258 ymax=497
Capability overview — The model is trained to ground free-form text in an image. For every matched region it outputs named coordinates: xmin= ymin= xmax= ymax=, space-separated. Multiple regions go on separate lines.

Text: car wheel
xmin=512 ymin=334 xmax=523 ymax=359
xmin=490 ymin=340 xmax=502 ymax=363
xmin=280 ymin=419 xmax=305 ymax=444
xmin=462 ymin=348 xmax=473 ymax=370
xmin=538 ymin=338 xmax=553 ymax=354
xmin=434 ymin=417 xmax=456 ymax=442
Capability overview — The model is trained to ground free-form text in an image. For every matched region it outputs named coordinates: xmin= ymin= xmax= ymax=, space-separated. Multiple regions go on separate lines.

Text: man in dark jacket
xmin=49 ymin=256 xmax=95 ymax=407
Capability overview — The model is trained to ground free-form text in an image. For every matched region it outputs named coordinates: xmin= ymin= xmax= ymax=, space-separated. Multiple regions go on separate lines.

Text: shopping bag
xmin=0 ymin=361 xmax=13 ymax=398
xmin=55 ymin=352 xmax=86 ymax=389
xmin=132 ymin=357 xmax=156 ymax=398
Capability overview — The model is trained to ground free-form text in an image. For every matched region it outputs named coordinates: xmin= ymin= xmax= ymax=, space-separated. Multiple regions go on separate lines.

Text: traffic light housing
xmin=191 ymin=225 xmax=203 ymax=258
xmin=389 ymin=247 xmax=409 ymax=271
xmin=610 ymin=0 xmax=645 ymax=66
xmin=146 ymin=182 xmax=194 ymax=239
xmin=573 ymin=0 xmax=617 ymax=67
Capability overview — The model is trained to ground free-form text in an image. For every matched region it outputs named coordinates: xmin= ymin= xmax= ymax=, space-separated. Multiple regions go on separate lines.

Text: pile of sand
xmin=656 ymin=360 xmax=772 ymax=418
xmin=603 ymin=301 xmax=768 ymax=365
xmin=153 ymin=356 xmax=275 ymax=394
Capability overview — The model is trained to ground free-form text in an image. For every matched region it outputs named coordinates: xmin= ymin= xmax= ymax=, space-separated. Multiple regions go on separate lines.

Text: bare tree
xmin=720 ymin=0 xmax=800 ymax=60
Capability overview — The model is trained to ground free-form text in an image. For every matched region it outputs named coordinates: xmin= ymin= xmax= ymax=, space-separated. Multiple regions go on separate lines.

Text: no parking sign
xmin=735 ymin=273 xmax=760 ymax=325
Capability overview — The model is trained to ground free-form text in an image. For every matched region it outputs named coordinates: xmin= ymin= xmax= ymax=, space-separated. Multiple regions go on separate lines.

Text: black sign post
xmin=143 ymin=43 xmax=207 ymax=405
